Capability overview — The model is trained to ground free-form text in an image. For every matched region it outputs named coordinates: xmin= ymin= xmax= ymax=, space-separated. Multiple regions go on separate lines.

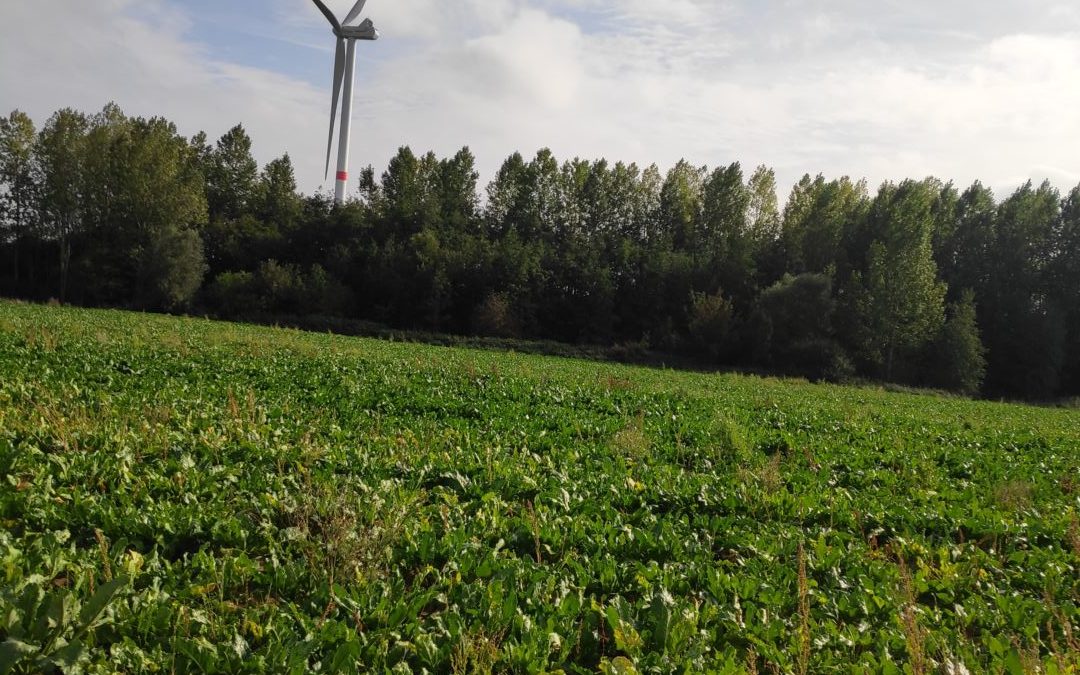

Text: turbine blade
xmin=310 ymin=0 xmax=340 ymax=29
xmin=342 ymin=0 xmax=368 ymax=26
xmin=325 ymin=37 xmax=346 ymax=179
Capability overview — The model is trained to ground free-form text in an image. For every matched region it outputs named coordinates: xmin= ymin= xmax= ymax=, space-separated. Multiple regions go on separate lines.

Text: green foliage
xmin=207 ymin=270 xmax=258 ymax=316
xmin=848 ymin=180 xmax=947 ymax=380
xmin=686 ymin=290 xmax=733 ymax=361
xmin=0 ymin=546 xmax=130 ymax=675
xmin=0 ymin=111 xmax=37 ymax=286
xmin=781 ymin=174 xmax=869 ymax=275
xmin=472 ymin=291 xmax=519 ymax=338
xmin=208 ymin=261 xmax=352 ymax=318
xmin=752 ymin=273 xmax=851 ymax=380
xmin=136 ymin=224 xmax=206 ymax=311
xmin=1 ymin=303 xmax=1080 ymax=671
xmin=929 ymin=290 xmax=987 ymax=395
xmin=206 ymin=124 xmax=259 ymax=221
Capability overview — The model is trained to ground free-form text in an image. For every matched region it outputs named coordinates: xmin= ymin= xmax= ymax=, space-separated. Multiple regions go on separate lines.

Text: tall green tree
xmin=34 ymin=108 xmax=89 ymax=302
xmin=485 ymin=152 xmax=527 ymax=238
xmin=983 ymin=181 xmax=1064 ymax=397
xmin=849 ymin=180 xmax=946 ymax=380
xmin=658 ymin=160 xmax=705 ymax=253
xmin=782 ymin=175 xmax=869 ymax=275
xmin=1052 ymin=185 xmax=1080 ymax=394
xmin=75 ymin=104 xmax=135 ymax=302
xmin=206 ymin=125 xmax=259 ymax=221
xmin=380 ymin=146 xmax=431 ymax=236
xmin=0 ymin=110 xmax=38 ymax=286
xmin=524 ymin=149 xmax=562 ymax=243
xmin=936 ymin=181 xmax=996 ymax=301
xmin=746 ymin=165 xmax=780 ymax=246
xmin=438 ymin=147 xmax=480 ymax=233
xmin=259 ymin=154 xmax=301 ymax=229
xmin=701 ymin=162 xmax=753 ymax=303
xmin=119 ymin=117 xmax=209 ymax=309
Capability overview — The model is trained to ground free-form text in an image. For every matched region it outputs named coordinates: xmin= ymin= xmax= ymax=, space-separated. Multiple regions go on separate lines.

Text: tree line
xmin=2 ymin=105 xmax=1078 ymax=400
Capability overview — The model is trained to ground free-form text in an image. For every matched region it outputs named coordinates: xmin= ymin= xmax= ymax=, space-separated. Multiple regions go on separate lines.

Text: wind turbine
xmin=311 ymin=0 xmax=379 ymax=204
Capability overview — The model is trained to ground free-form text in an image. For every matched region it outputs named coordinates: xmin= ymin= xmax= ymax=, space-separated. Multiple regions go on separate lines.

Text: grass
xmin=0 ymin=300 xmax=1078 ymax=673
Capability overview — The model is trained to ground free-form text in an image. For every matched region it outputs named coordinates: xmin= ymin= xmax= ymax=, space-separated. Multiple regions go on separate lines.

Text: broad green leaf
xmin=600 ymin=656 xmax=640 ymax=675
xmin=1003 ymin=649 xmax=1024 ymax=675
xmin=47 ymin=638 xmax=87 ymax=672
xmin=0 ymin=638 xmax=38 ymax=675
xmin=77 ymin=578 xmax=126 ymax=632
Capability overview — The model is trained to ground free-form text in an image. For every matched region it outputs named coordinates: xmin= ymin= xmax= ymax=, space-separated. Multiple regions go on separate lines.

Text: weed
xmin=898 ymin=558 xmax=927 ymax=675
xmin=612 ymin=412 xmax=649 ymax=462
xmin=797 ymin=540 xmax=811 ymax=675
xmin=290 ymin=483 xmax=420 ymax=585
xmin=745 ymin=647 xmax=759 ymax=675
xmin=1043 ymin=589 xmax=1080 ymax=670
xmin=602 ymin=374 xmax=634 ymax=391
xmin=524 ymin=500 xmax=543 ymax=564
xmin=759 ymin=454 xmax=784 ymax=494
xmin=711 ymin=416 xmax=749 ymax=463
xmin=1069 ymin=512 xmax=1080 ymax=560
xmin=25 ymin=324 xmax=58 ymax=351
xmin=993 ymin=480 xmax=1034 ymax=512
xmin=94 ymin=529 xmax=113 ymax=582
xmin=451 ymin=629 xmax=503 ymax=675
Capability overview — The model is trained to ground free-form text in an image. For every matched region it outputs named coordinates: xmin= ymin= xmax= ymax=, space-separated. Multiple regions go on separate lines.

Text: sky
xmin=2 ymin=0 xmax=1079 ymax=199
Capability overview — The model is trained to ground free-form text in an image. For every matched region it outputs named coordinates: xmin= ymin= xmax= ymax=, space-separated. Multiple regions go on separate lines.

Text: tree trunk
xmin=11 ymin=234 xmax=18 ymax=285
xmin=885 ymin=341 xmax=896 ymax=381
xmin=11 ymin=203 xmax=22 ymax=285
xmin=59 ymin=235 xmax=70 ymax=304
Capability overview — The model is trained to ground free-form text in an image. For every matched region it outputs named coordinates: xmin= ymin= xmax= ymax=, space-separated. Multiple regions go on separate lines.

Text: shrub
xmin=472 ymin=292 xmax=519 ymax=338
xmin=927 ymin=289 xmax=986 ymax=395
xmin=207 ymin=271 xmax=259 ymax=316
xmin=136 ymin=225 xmax=207 ymax=311
xmin=711 ymin=416 xmax=749 ymax=462
xmin=785 ymin=338 xmax=855 ymax=382
xmin=687 ymin=290 xmax=733 ymax=361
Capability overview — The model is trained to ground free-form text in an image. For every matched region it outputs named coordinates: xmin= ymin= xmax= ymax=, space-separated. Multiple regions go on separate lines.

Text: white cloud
xmin=1 ymin=0 xmax=1079 ymax=200
xmin=0 ymin=0 xmax=328 ymax=189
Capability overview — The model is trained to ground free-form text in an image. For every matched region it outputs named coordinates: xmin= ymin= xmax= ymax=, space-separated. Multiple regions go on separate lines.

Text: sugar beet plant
xmin=0 ymin=301 xmax=1078 ymax=673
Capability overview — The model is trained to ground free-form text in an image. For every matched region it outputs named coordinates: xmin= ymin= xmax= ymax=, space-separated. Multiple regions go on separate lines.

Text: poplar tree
xmin=34 ymin=108 xmax=88 ymax=302
xmin=851 ymin=180 xmax=946 ymax=380
xmin=0 ymin=110 xmax=38 ymax=285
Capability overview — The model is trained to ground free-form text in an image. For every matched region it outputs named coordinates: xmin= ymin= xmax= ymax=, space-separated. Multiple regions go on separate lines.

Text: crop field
xmin=1 ymin=301 xmax=1078 ymax=674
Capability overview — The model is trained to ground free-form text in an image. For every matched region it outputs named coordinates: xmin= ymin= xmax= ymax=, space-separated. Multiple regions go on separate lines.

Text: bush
xmin=753 ymin=274 xmax=834 ymax=362
xmin=136 ymin=225 xmax=207 ymax=311
xmin=207 ymin=271 xmax=258 ymax=316
xmin=687 ymin=290 xmax=733 ymax=361
xmin=472 ymin=292 xmax=519 ymax=338
xmin=711 ymin=417 xmax=749 ymax=463
xmin=256 ymin=260 xmax=306 ymax=314
xmin=207 ymin=262 xmax=353 ymax=318
xmin=927 ymin=290 xmax=986 ymax=395
xmin=785 ymin=338 xmax=855 ymax=382
xmin=304 ymin=264 xmax=354 ymax=316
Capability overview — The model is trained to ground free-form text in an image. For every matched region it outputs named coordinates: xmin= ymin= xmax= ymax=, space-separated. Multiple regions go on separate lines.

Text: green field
xmin=1 ymin=301 xmax=1078 ymax=674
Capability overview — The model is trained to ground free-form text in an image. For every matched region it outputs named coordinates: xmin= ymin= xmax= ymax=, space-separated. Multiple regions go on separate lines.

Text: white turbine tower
xmin=311 ymin=0 xmax=379 ymax=204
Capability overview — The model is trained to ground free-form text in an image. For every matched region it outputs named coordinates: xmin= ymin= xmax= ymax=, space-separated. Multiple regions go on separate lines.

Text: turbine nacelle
xmin=336 ymin=19 xmax=379 ymax=41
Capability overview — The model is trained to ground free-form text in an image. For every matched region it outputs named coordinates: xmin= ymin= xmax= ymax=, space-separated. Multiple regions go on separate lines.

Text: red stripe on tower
xmin=336 ymin=171 xmax=348 ymax=182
